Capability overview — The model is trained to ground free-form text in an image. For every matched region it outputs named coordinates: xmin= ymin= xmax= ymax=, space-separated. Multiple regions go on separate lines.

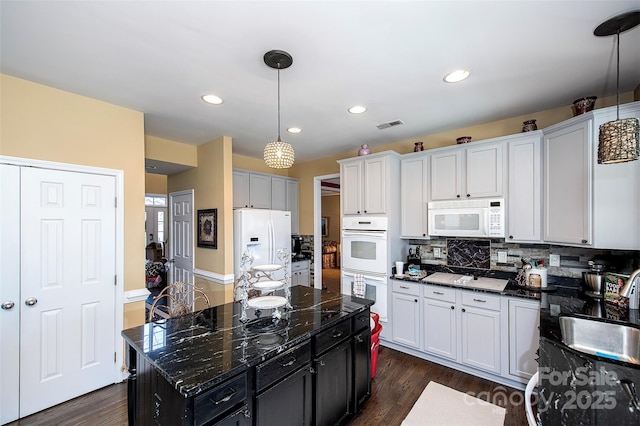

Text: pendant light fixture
xmin=263 ymin=50 xmax=295 ymax=169
xmin=594 ymin=11 xmax=640 ymax=164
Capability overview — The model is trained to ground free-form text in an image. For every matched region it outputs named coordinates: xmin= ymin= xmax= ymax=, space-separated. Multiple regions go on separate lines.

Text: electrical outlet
xmin=549 ymin=254 xmax=561 ymax=267
xmin=433 ymin=247 xmax=442 ymax=258
xmin=497 ymin=250 xmax=507 ymax=263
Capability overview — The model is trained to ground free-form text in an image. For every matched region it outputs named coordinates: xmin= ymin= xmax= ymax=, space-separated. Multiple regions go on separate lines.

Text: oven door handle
xmin=342 ymin=273 xmax=386 ymax=283
xmin=342 ymin=230 xmax=387 ymax=238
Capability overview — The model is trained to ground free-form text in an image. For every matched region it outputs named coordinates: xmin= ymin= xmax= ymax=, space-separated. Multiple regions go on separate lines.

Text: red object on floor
xmin=370 ymin=313 xmax=382 ymax=378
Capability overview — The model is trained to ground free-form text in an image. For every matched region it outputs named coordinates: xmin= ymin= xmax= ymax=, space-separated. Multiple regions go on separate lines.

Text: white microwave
xmin=427 ymin=198 xmax=505 ymax=238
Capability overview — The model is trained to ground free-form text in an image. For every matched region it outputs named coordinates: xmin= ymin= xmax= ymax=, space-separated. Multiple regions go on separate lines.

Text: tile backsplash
xmin=409 ymin=238 xmax=640 ymax=279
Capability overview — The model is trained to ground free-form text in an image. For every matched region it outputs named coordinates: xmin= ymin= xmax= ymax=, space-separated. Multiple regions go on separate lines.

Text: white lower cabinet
xmin=508 ymin=298 xmax=540 ymax=380
xmin=423 ymin=286 xmax=457 ymax=360
xmin=391 ymin=281 xmax=420 ymax=349
xmin=460 ymin=298 xmax=501 ymax=374
xmin=389 ymin=279 xmax=540 ymax=387
xmin=291 ymin=260 xmax=310 ymax=286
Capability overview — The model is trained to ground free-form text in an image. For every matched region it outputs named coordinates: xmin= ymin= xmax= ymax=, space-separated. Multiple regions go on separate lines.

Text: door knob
xmin=1 ymin=301 xmax=15 ymax=310
xmin=25 ymin=297 xmax=38 ymax=306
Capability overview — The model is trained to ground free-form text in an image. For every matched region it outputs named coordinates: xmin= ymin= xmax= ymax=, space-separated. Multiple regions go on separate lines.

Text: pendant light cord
xmin=277 ymin=66 xmax=281 ymax=140
xmin=616 ymin=29 xmax=620 ymax=120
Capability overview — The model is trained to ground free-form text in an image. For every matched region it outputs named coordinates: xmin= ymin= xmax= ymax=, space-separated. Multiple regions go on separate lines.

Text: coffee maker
xmin=291 ymin=236 xmax=303 ymax=259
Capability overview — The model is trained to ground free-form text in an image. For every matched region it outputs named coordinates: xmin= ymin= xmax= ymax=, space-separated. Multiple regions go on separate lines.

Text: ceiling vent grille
xmin=376 ymin=120 xmax=404 ymax=130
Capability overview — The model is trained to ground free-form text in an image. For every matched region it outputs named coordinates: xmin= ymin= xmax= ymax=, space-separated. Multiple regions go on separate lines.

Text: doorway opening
xmin=313 ymin=173 xmax=341 ymax=293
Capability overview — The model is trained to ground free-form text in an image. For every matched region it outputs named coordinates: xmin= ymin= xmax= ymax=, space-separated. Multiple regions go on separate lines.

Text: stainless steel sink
xmin=559 ymin=316 xmax=640 ymax=365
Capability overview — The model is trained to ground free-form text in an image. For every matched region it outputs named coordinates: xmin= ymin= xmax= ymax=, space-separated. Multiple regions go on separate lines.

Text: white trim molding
xmin=194 ymin=268 xmax=235 ymax=284
xmin=124 ymin=288 xmax=150 ymax=304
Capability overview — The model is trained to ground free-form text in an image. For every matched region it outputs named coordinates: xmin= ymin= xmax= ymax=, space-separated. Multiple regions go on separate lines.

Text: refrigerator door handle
xmin=268 ymin=219 xmax=274 ymax=264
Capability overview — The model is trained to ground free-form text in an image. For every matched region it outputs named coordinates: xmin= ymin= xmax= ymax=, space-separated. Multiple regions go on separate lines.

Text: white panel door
xmin=19 ymin=167 xmax=116 ymax=417
xmin=170 ymin=190 xmax=194 ymax=284
xmin=0 ymin=164 xmax=21 ymax=424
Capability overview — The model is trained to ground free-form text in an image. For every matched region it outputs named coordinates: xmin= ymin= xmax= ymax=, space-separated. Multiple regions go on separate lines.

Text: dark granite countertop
xmin=121 ymin=286 xmax=373 ymax=398
xmin=538 ymin=288 xmax=640 ymax=424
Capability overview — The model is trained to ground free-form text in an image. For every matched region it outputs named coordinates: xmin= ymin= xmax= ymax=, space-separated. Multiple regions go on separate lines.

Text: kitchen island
xmin=122 ymin=285 xmax=373 ymax=425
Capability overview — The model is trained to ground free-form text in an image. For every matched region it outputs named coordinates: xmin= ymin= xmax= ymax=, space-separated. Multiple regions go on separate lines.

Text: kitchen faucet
xmin=619 ymin=269 xmax=640 ymax=310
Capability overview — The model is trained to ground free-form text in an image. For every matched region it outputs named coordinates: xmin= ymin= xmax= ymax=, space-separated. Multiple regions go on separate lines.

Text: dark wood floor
xmin=8 ymin=346 xmax=528 ymax=426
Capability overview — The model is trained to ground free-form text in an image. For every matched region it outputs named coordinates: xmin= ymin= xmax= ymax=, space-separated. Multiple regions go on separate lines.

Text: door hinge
xmin=114 ymin=197 xmax=117 ymax=208
xmin=114 ymin=275 xmax=117 ymax=286
xmin=114 ymin=352 xmax=117 ymax=363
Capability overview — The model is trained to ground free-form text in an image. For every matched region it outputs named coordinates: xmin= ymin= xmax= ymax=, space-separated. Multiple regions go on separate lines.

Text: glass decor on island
xmin=234 ymin=248 xmax=292 ymax=323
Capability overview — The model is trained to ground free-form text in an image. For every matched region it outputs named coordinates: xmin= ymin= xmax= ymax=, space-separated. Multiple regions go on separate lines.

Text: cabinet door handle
xmin=400 ymin=285 xmax=410 ymax=289
xmin=355 ymin=335 xmax=363 ymax=343
xmin=331 ymin=330 xmax=344 ymax=339
xmin=414 ymin=299 xmax=418 ymax=303
xmin=581 ymin=239 xmax=588 ymax=244
xmin=451 ymin=306 xmax=455 ymax=310
xmin=509 ymin=235 xmax=514 ymax=240
xmin=211 ymin=388 xmax=236 ymax=405
xmin=433 ymin=291 xmax=444 ymax=295
xmin=462 ymin=308 xmax=466 ymax=313
xmin=456 ymin=195 xmax=461 ymax=198
xmin=281 ymin=358 xmax=296 ymax=367
xmin=473 ymin=298 xmax=486 ymax=303
xmin=466 ymin=194 xmax=470 ymax=197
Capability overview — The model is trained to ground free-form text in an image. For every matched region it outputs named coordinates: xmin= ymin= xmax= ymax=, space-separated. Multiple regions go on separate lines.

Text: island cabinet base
xmin=124 ymin=304 xmax=373 ymax=426
xmin=127 ymin=345 xmax=250 ymax=426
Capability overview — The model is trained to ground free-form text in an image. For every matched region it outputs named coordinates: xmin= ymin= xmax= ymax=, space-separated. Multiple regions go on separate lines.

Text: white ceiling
xmin=2 ymin=1 xmax=639 ymax=173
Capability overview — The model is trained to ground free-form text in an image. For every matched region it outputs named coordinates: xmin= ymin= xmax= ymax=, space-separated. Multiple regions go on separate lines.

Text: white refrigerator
xmin=234 ymin=208 xmax=292 ymax=283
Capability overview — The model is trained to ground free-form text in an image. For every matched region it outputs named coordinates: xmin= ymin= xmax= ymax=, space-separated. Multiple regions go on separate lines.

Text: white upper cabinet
xmin=543 ymin=119 xmax=592 ymax=246
xmin=400 ymin=154 xmax=428 ymax=238
xmin=590 ymin=103 xmax=640 ymax=250
xmin=233 ymin=169 xmax=299 ymax=233
xmin=542 ymin=101 xmax=640 ymax=249
xmin=507 ymin=133 xmax=542 ymax=243
xmin=430 ymin=149 xmax=461 ymax=201
xmin=430 ymin=141 xmax=504 ymax=201
xmin=271 ymin=176 xmax=287 ymax=211
xmin=339 ymin=152 xmax=400 ymax=216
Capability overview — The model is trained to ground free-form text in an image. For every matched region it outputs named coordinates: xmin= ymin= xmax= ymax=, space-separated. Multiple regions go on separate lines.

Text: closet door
xmin=1 ymin=164 xmax=118 ymax=421
xmin=0 ymin=164 xmax=20 ymax=424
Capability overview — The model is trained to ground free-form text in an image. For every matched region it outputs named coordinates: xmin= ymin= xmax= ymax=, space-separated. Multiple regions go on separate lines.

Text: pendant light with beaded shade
xmin=594 ymin=11 xmax=640 ymax=164
xmin=263 ymin=50 xmax=295 ymax=169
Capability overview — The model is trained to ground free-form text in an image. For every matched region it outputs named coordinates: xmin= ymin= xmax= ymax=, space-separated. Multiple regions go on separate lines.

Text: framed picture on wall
xmin=321 ymin=217 xmax=329 ymax=237
xmin=197 ymin=208 xmax=217 ymax=249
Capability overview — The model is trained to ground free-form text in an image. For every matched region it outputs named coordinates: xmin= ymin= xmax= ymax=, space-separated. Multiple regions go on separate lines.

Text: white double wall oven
xmin=341 ymin=217 xmax=389 ymax=323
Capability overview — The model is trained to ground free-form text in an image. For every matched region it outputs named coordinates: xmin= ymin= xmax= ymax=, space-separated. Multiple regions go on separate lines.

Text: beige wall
xmin=168 ymin=136 xmax=233 ymax=273
xmin=0 ymin=73 xmax=147 ymax=325
xmin=167 ymin=136 xmax=235 ymax=305
xmin=145 ymin=135 xmax=197 ymax=166
xmin=145 ymin=173 xmax=168 ymax=194
xmin=321 ymin=195 xmax=341 ymax=241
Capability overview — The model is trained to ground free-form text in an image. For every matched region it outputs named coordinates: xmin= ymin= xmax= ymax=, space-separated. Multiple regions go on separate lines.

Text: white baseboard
xmin=194 ymin=268 xmax=235 ymax=284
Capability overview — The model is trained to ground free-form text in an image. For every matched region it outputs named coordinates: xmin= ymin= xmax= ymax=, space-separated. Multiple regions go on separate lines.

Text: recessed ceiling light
xmin=443 ymin=69 xmax=470 ymax=83
xmin=201 ymin=94 xmax=223 ymax=105
xmin=348 ymin=105 xmax=367 ymax=114
xmin=287 ymin=127 xmax=302 ymax=134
